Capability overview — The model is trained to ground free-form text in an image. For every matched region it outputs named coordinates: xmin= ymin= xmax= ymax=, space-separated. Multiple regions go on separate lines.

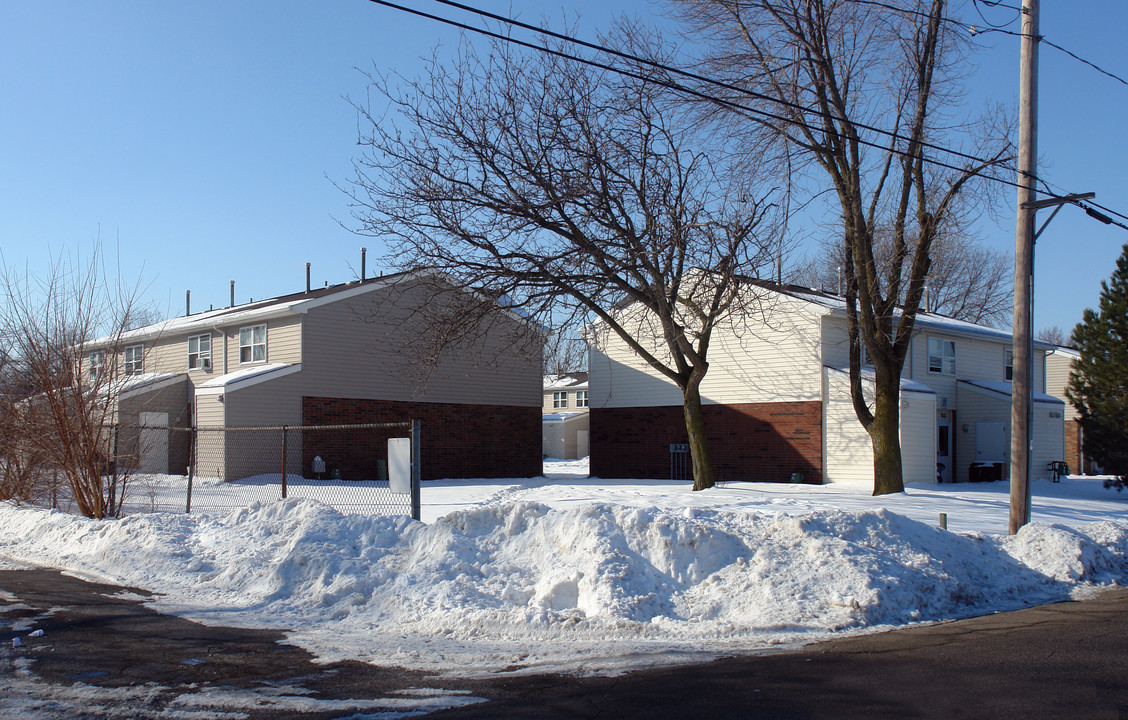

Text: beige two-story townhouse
xmin=588 ymin=282 xmax=1064 ymax=485
xmin=86 ymin=271 xmax=543 ymax=482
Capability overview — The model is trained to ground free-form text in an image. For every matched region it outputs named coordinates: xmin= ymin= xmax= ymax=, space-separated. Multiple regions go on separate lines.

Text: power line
xmin=380 ymin=0 xmax=1025 ymax=183
xmin=1040 ymin=37 xmax=1128 ymax=88
xmin=971 ymin=0 xmax=1020 ymax=29
xmin=846 ymin=0 xmax=1128 ymax=89
xmin=367 ymin=0 xmax=1126 ymax=232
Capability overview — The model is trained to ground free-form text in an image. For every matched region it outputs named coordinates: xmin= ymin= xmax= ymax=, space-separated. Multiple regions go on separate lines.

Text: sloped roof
xmin=958 ymin=379 xmax=1065 ymax=405
xmin=544 ymin=372 xmax=589 ymax=390
xmin=98 ymin=271 xmax=412 ymax=347
xmin=825 ymin=365 xmax=936 ymax=394
xmin=195 ymin=363 xmax=301 ymax=394
xmin=746 ymin=279 xmax=1054 ymax=351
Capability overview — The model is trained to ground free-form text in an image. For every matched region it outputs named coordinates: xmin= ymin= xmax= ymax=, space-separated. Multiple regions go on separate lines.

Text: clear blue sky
xmin=2 ymin=1 xmax=1125 ymax=335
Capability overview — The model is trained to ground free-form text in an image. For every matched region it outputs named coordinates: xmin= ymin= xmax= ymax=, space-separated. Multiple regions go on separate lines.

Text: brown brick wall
xmin=590 ymin=401 xmax=823 ymax=483
xmin=1065 ymin=418 xmax=1082 ymax=474
xmin=302 ymin=397 xmax=541 ymax=481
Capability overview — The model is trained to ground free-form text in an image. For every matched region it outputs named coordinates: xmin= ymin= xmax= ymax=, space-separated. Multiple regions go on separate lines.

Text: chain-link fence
xmin=23 ymin=421 xmax=422 ymax=520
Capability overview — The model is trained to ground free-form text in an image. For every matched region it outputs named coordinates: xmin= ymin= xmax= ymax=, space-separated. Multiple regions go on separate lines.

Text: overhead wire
xmin=373 ymin=0 xmax=1028 ymax=186
xmin=367 ymin=0 xmax=1127 ymax=231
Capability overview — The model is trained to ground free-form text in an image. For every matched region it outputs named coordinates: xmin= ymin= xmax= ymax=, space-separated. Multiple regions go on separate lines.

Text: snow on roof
xmin=106 ymin=372 xmax=187 ymax=400
xmin=759 ymin=282 xmax=1055 ymax=350
xmin=1048 ymin=345 xmax=1080 ymax=359
xmin=196 ymin=363 xmax=300 ymax=394
xmin=825 ymin=365 xmax=936 ymax=394
xmin=543 ymin=372 xmax=589 ymax=390
xmin=958 ymin=379 xmax=1065 ymax=405
xmin=542 ymin=411 xmax=589 ymax=422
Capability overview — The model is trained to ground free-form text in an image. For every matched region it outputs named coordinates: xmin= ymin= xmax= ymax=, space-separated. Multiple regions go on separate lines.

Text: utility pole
xmin=1009 ymin=0 xmax=1039 ymax=535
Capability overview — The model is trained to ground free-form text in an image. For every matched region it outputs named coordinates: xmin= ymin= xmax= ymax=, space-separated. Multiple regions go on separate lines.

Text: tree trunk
xmin=683 ymin=371 xmax=716 ymax=491
xmin=869 ymin=376 xmax=905 ymax=496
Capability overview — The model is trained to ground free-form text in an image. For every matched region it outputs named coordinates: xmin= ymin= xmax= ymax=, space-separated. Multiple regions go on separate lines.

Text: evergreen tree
xmin=1066 ymin=242 xmax=1128 ymax=489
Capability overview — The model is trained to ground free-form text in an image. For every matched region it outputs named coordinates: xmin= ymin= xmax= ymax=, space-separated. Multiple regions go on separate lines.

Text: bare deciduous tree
xmin=544 ymin=332 xmax=589 ymax=376
xmin=0 ymin=246 xmax=148 ymax=518
xmin=795 ymin=231 xmax=1012 ymax=326
xmin=346 ymin=30 xmax=783 ymax=490
xmin=1036 ymin=325 xmax=1069 ymax=347
xmin=672 ymin=0 xmax=1012 ymax=494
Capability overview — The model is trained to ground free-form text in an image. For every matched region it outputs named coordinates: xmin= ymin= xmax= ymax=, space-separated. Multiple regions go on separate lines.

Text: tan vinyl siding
xmin=907 ymin=330 xmax=1046 ymax=394
xmin=224 ymin=374 xmax=303 ymax=427
xmin=1045 ymin=350 xmax=1079 ymax=420
xmin=117 ymin=377 xmax=192 ymax=427
xmin=195 ymin=393 xmax=225 ymax=427
xmin=590 ymin=294 xmax=827 ymax=409
xmin=139 ymin=332 xmax=220 ymax=380
xmin=953 ymin=383 xmax=1064 ymax=483
xmin=822 ymin=369 xmax=936 ymax=484
xmin=193 ymin=393 xmax=226 ymax=479
xmin=822 ymin=369 xmax=875 ymax=484
xmin=543 ymin=390 xmax=590 ymax=413
xmin=900 ymin=390 xmax=938 ymax=484
xmin=299 ymin=281 xmax=541 ymax=407
xmin=220 ymin=315 xmax=302 ymax=369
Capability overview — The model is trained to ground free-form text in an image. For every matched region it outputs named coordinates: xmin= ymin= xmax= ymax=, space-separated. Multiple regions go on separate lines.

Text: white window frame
xmin=239 ymin=324 xmax=267 ymax=364
xmin=1004 ymin=347 xmax=1014 ymax=382
xmin=552 ymin=391 xmax=568 ymax=409
xmin=927 ymin=337 xmax=955 ymax=375
xmin=123 ymin=344 xmax=144 ymax=376
xmin=188 ymin=333 xmax=212 ymax=370
xmin=575 ymin=390 xmax=589 ymax=408
xmin=89 ymin=350 xmax=106 ymax=380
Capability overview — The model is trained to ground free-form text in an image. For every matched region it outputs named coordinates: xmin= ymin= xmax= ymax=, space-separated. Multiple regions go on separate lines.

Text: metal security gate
xmin=670 ymin=443 xmax=690 ymax=481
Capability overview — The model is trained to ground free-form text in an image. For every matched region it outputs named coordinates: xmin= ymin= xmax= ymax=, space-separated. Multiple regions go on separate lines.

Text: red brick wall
xmin=1065 ymin=419 xmax=1082 ymax=474
xmin=302 ymin=397 xmax=541 ymax=481
xmin=590 ymin=401 xmax=823 ymax=483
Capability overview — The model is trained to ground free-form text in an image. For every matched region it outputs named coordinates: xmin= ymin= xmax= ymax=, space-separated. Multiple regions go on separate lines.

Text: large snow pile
xmin=2 ymin=496 xmax=1126 ymax=676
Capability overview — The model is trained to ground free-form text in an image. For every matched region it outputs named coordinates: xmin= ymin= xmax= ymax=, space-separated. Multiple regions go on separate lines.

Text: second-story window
xmin=927 ymin=337 xmax=955 ymax=375
xmin=89 ymin=351 xmax=106 ymax=380
xmin=576 ymin=390 xmax=589 ymax=407
xmin=188 ymin=334 xmax=212 ymax=369
xmin=553 ymin=391 xmax=568 ymax=408
xmin=123 ymin=344 xmax=144 ymax=376
xmin=239 ymin=324 xmax=266 ymax=363
xmin=1004 ymin=347 xmax=1014 ymax=381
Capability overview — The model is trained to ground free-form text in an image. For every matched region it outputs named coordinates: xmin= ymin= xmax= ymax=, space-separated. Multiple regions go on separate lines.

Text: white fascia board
xmin=957 ymin=379 xmax=1065 ymax=405
xmin=824 ymin=365 xmax=937 ymax=394
xmin=116 ymin=373 xmax=190 ymax=401
xmin=194 ymin=363 xmax=302 ymax=396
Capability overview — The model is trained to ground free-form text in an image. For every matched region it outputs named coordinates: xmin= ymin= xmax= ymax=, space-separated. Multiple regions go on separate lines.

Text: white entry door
xmin=138 ymin=412 xmax=169 ymax=474
xmin=576 ymin=430 xmax=590 ymax=459
xmin=976 ymin=422 xmax=1006 ymax=464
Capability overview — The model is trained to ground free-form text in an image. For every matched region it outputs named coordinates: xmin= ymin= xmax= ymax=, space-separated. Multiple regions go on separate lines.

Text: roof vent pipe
xmin=361 ymin=247 xmax=367 ymax=281
xmin=775 ymin=253 xmax=782 ymax=285
xmin=230 ymin=280 xmax=235 ymax=308
xmin=306 ymin=263 xmax=311 ymax=294
xmin=186 ymin=289 xmax=191 ymax=316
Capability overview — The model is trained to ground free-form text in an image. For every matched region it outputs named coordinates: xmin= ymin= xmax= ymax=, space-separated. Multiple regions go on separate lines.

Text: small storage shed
xmin=542 ymin=412 xmax=590 ymax=459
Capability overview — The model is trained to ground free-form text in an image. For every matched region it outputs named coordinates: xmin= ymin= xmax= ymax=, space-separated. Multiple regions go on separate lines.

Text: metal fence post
xmin=281 ymin=425 xmax=288 ymax=500
xmin=186 ymin=425 xmax=196 ymax=513
xmin=410 ymin=419 xmax=421 ymax=521
xmin=109 ymin=425 xmax=120 ymax=514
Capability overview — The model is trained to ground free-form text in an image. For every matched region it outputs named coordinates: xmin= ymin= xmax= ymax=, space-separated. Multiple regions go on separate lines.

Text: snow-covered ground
xmin=2 ymin=460 xmax=1127 ymax=687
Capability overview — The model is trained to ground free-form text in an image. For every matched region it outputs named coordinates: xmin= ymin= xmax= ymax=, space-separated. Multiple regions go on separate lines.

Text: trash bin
xmin=969 ymin=462 xmax=1003 ymax=482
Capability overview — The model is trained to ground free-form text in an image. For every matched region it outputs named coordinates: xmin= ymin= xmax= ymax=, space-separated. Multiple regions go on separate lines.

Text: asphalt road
xmin=2 ymin=567 xmax=1126 ymax=719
